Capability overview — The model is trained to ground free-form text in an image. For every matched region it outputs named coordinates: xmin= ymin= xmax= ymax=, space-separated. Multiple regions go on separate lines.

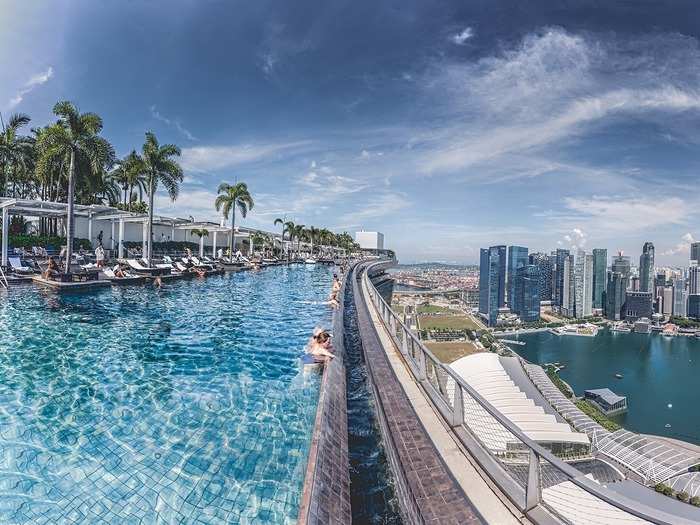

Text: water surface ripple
xmin=0 ymin=265 xmax=332 ymax=524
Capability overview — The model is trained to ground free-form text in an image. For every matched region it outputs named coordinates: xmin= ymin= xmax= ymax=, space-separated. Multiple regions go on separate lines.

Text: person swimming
xmin=306 ymin=328 xmax=334 ymax=362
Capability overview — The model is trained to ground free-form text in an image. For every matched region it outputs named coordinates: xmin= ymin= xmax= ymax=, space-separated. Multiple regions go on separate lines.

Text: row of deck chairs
xmin=124 ymin=256 xmax=221 ymax=277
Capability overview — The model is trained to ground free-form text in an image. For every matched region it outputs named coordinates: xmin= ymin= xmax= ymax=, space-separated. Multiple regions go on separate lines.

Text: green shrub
xmin=655 ymin=483 xmax=666 ymax=493
xmin=662 ymin=485 xmax=674 ymax=497
xmin=1 ymin=234 xmax=91 ymax=251
xmin=677 ymin=491 xmax=689 ymax=502
xmin=690 ymin=496 xmax=700 ymax=506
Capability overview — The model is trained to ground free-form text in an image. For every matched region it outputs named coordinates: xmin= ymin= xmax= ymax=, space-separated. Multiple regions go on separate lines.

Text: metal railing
xmin=0 ymin=265 xmax=8 ymax=289
xmin=360 ymin=260 xmax=693 ymax=525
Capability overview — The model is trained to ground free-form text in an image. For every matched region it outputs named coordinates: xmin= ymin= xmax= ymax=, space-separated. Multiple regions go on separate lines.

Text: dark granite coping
xmin=297 ymin=265 xmax=353 ymax=525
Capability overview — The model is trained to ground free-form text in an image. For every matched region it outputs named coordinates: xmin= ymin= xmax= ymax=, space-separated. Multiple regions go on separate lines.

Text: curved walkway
xmin=354 ymin=264 xmax=523 ymax=524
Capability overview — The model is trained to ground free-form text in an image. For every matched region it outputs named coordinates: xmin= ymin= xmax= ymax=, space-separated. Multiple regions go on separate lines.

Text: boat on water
xmin=615 ymin=373 xmax=623 ymax=379
xmin=611 ymin=322 xmax=632 ymax=333
xmin=304 ymin=258 xmax=317 ymax=264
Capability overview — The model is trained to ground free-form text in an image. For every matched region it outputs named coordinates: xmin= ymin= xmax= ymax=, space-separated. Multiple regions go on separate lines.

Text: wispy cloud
xmin=150 ymin=105 xmax=197 ymax=141
xmin=7 ymin=66 xmax=53 ymax=109
xmin=661 ymin=233 xmax=696 ymax=256
xmin=180 ymin=141 xmax=311 ymax=172
xmin=450 ymin=27 xmax=474 ymax=45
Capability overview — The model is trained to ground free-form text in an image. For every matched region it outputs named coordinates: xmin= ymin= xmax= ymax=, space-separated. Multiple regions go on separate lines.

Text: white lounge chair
xmin=126 ymin=259 xmax=169 ymax=276
xmin=8 ymin=257 xmax=35 ymax=274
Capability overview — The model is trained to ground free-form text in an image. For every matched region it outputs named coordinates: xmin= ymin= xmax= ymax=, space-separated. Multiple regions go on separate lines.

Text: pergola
xmin=175 ymin=221 xmax=234 ymax=258
xmin=0 ymin=198 xmax=129 ymax=267
xmin=95 ymin=212 xmax=193 ymax=259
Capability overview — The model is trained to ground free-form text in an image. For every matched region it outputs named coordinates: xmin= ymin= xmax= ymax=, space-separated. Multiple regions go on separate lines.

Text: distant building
xmin=479 ymin=246 xmax=506 ymax=326
xmin=592 ymin=248 xmax=607 ymax=310
xmin=529 ymin=252 xmax=553 ymax=302
xmin=690 ymin=267 xmax=700 ymax=295
xmin=673 ymin=278 xmax=687 ymax=317
xmin=355 ymin=231 xmax=384 ymax=251
xmin=584 ymin=389 xmax=627 ymax=416
xmin=561 ymin=253 xmax=576 ymax=317
xmin=639 ymin=242 xmax=655 ymax=293
xmin=605 ymin=271 xmax=626 ymax=321
xmin=462 ymin=288 xmax=479 ymax=308
xmin=623 ymin=291 xmax=653 ymax=322
xmin=574 ymin=250 xmax=593 ymax=318
xmin=688 ymin=295 xmax=700 ymax=320
xmin=611 ymin=252 xmax=631 ymax=285
xmin=630 ymin=276 xmax=640 ymax=292
xmin=553 ymin=248 xmax=570 ymax=308
xmin=661 ymin=287 xmax=674 ymax=317
xmin=634 ymin=317 xmax=651 ymax=334
xmin=691 ymin=242 xmax=700 ymax=265
xmin=507 ymin=246 xmax=528 ymax=312
xmin=514 ymin=264 xmax=540 ymax=322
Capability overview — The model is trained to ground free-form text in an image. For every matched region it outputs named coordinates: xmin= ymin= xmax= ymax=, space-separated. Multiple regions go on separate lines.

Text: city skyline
xmin=3 ymin=1 xmax=700 ymax=263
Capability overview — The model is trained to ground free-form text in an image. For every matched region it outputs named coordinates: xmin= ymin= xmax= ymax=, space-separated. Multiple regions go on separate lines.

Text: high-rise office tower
xmin=592 ymin=248 xmax=607 ymax=309
xmin=672 ymin=278 xmax=686 ymax=317
xmin=605 ymin=271 xmax=626 ymax=321
xmin=507 ymin=246 xmax=528 ymax=311
xmin=691 ymin=242 xmax=700 ymax=265
xmin=661 ymin=287 xmax=674 ymax=316
xmin=479 ymin=246 xmax=506 ymax=326
xmin=514 ymin=264 xmax=541 ymax=322
xmin=554 ymin=248 xmax=570 ymax=307
xmin=623 ymin=291 xmax=654 ymax=322
xmin=561 ymin=254 xmax=576 ymax=317
xmin=574 ymin=251 xmax=593 ymax=318
xmin=639 ymin=242 xmax=655 ymax=293
xmin=611 ymin=252 xmax=631 ymax=287
xmin=688 ymin=295 xmax=700 ymax=320
xmin=690 ymin=266 xmax=700 ymax=295
xmin=529 ymin=252 xmax=553 ymax=302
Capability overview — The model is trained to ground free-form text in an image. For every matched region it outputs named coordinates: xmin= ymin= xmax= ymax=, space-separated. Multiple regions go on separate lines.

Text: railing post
xmin=401 ymin=329 xmax=409 ymax=355
xmin=525 ymin=450 xmax=541 ymax=512
xmin=416 ymin=343 xmax=427 ymax=382
xmin=451 ymin=382 xmax=464 ymax=427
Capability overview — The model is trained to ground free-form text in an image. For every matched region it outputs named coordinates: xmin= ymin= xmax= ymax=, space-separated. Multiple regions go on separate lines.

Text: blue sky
xmin=3 ymin=0 xmax=700 ymax=265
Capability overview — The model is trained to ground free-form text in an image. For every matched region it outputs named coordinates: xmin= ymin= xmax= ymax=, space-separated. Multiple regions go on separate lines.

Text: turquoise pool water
xmin=0 ymin=265 xmax=333 ymax=524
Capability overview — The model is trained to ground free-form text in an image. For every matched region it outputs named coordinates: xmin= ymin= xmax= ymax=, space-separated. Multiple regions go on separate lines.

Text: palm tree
xmin=273 ymin=217 xmax=286 ymax=257
xmin=215 ymin=182 xmax=254 ymax=261
xmin=307 ymin=226 xmax=319 ymax=255
xmin=191 ymin=228 xmax=209 ymax=256
xmin=0 ymin=113 xmax=34 ymax=197
xmin=293 ymin=224 xmax=305 ymax=257
xmin=36 ymin=101 xmax=115 ymax=272
xmin=141 ymin=132 xmax=183 ymax=265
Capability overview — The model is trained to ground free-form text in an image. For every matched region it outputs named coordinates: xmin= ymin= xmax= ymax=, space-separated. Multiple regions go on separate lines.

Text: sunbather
xmin=43 ymin=257 xmax=60 ymax=280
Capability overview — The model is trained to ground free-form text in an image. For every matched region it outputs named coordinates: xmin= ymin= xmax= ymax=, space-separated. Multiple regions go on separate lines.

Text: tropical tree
xmin=140 ymin=132 xmax=183 ymax=265
xmin=190 ymin=228 xmax=209 ymax=239
xmin=0 ymin=113 xmax=34 ymax=197
xmin=36 ymin=101 xmax=115 ymax=271
xmin=293 ymin=223 xmax=305 ymax=256
xmin=306 ymin=226 xmax=319 ymax=255
xmin=215 ymin=182 xmax=254 ymax=261
xmin=273 ymin=217 xmax=286 ymax=256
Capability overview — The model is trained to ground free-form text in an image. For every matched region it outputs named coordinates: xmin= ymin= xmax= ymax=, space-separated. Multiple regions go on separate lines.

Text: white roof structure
xmin=449 ymin=353 xmax=589 ymax=454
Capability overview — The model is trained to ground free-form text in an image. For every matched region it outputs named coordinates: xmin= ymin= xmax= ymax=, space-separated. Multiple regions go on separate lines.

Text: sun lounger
xmin=126 ymin=259 xmax=170 ymax=276
xmin=8 ymin=257 xmax=35 ymax=275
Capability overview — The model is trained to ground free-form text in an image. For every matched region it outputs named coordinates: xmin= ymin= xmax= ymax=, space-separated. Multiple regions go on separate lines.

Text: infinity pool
xmin=0 ymin=265 xmax=333 ymax=524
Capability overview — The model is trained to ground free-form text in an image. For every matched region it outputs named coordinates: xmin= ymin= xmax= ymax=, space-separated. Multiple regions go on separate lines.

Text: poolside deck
xmin=31 ymin=275 xmax=112 ymax=290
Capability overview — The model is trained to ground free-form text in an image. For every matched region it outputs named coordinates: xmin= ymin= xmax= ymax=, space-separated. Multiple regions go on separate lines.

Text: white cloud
xmin=451 ymin=27 xmax=474 ymax=45
xmin=180 ymin=141 xmax=310 ymax=172
xmin=335 ymin=192 xmax=410 ymax=228
xmin=7 ymin=66 xmax=53 ymax=109
xmin=661 ymin=233 xmax=696 ymax=256
xmin=150 ymin=105 xmax=197 ymax=141
xmin=559 ymin=195 xmax=691 ymax=234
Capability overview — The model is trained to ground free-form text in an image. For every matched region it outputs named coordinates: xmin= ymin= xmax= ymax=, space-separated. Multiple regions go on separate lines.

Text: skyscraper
xmin=639 ymin=242 xmax=655 ymax=293
xmin=690 ymin=266 xmax=700 ymax=295
xmin=605 ymin=271 xmax=626 ymax=321
xmin=479 ymin=246 xmax=506 ymax=326
xmin=623 ymin=291 xmax=654 ymax=322
xmin=514 ymin=265 xmax=541 ymax=322
xmin=592 ymin=248 xmax=607 ymax=310
xmin=561 ymin=253 xmax=576 ymax=317
xmin=673 ymin=278 xmax=687 ymax=317
xmin=691 ymin=242 xmax=700 ymax=265
xmin=529 ymin=252 xmax=553 ymax=302
xmin=611 ymin=252 xmax=631 ymax=286
xmin=554 ymin=248 xmax=570 ymax=308
xmin=574 ymin=250 xmax=593 ymax=318
xmin=507 ymin=246 xmax=528 ymax=311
